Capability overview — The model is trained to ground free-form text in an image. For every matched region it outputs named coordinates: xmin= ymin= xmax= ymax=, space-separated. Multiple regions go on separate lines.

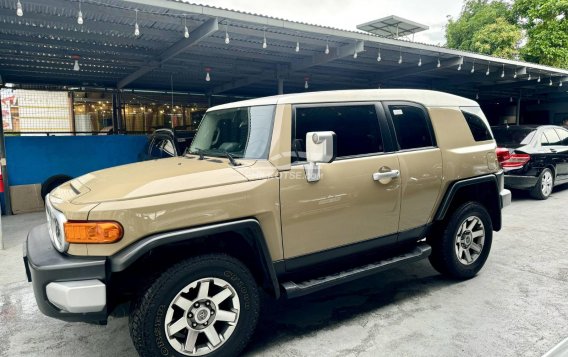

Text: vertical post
xmin=112 ymin=91 xmax=123 ymax=134
xmin=207 ymin=94 xmax=212 ymax=108
xmin=278 ymin=79 xmax=284 ymax=95
xmin=69 ymin=91 xmax=76 ymax=135
xmin=516 ymin=93 xmax=521 ymax=125
xmin=0 ymin=90 xmax=11 ymax=219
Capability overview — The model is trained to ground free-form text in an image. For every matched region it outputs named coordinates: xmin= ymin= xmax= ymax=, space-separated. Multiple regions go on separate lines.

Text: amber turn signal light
xmin=64 ymin=221 xmax=123 ymax=244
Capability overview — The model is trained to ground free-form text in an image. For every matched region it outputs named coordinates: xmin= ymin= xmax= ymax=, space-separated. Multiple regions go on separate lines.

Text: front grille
xmin=45 ymin=194 xmax=68 ymax=252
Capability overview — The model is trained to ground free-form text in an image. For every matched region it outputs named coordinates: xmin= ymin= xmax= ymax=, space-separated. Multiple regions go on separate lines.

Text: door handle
xmin=373 ymin=169 xmax=400 ymax=181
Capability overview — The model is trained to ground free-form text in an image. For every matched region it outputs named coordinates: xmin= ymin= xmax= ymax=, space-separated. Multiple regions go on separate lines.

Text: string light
xmin=537 ymin=75 xmax=541 ymax=83
xmin=398 ymin=48 xmax=402 ymax=64
xmin=224 ymin=23 xmax=230 ymax=44
xmin=183 ymin=15 xmax=189 ymax=38
xmin=437 ymin=57 xmax=441 ymax=68
xmin=501 ymin=64 xmax=505 ymax=78
xmin=514 ymin=69 xmax=517 ymax=79
xmin=325 ymin=37 xmax=330 ymax=55
xmin=77 ymin=1 xmax=83 ymax=25
xmin=205 ymin=67 xmax=211 ymax=81
xmin=457 ymin=61 xmax=462 ymax=71
xmin=471 ymin=60 xmax=475 ymax=74
xmin=71 ymin=55 xmax=80 ymax=71
xmin=549 ymin=77 xmax=553 ymax=86
xmin=560 ymin=81 xmax=563 ymax=87
xmin=134 ymin=9 xmax=140 ymax=37
xmin=353 ymin=41 xmax=358 ymax=59
xmin=418 ymin=54 xmax=422 ymax=67
xmin=486 ymin=62 xmax=490 ymax=76
xmin=304 ymin=76 xmax=309 ymax=89
xmin=377 ymin=47 xmax=381 ymax=62
xmin=295 ymin=32 xmax=300 ymax=52
xmin=262 ymin=28 xmax=267 ymax=49
xmin=16 ymin=0 xmax=23 ymax=16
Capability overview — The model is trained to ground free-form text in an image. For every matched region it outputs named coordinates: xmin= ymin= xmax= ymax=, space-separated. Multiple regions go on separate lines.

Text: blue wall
xmin=5 ymin=135 xmax=148 ymax=186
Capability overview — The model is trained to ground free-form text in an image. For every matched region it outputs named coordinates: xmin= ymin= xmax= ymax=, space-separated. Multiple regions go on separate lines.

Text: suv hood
xmin=67 ymin=157 xmax=250 ymax=204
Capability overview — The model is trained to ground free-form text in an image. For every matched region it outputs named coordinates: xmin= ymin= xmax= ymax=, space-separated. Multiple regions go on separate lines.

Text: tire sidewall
xmin=137 ymin=257 xmax=258 ymax=357
xmin=535 ymin=168 xmax=553 ymax=199
xmin=443 ymin=203 xmax=493 ymax=278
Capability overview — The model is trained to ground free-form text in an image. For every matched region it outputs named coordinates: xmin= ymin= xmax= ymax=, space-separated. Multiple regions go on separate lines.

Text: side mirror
xmin=304 ymin=131 xmax=336 ymax=182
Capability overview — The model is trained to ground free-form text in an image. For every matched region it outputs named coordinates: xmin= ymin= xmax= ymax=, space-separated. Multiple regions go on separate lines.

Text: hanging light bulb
xmin=304 ymin=77 xmax=309 ymax=89
xmin=134 ymin=9 xmax=140 ymax=37
xmin=514 ymin=69 xmax=517 ymax=79
xmin=471 ymin=62 xmax=475 ymax=74
xmin=73 ymin=59 xmax=80 ymax=71
xmin=501 ymin=65 xmax=505 ymax=78
xmin=549 ymin=77 xmax=553 ymax=86
xmin=77 ymin=1 xmax=83 ymax=25
xmin=476 ymin=92 xmax=479 ymax=100
xmin=398 ymin=49 xmax=402 ymax=64
xmin=537 ymin=75 xmax=541 ymax=83
xmin=437 ymin=57 xmax=441 ymax=68
xmin=418 ymin=55 xmax=422 ymax=67
xmin=325 ymin=37 xmax=330 ymax=54
xmin=510 ymin=97 xmax=513 ymax=103
xmin=205 ymin=67 xmax=211 ymax=82
xmin=183 ymin=15 xmax=189 ymax=39
xmin=528 ymin=72 xmax=532 ymax=81
xmin=486 ymin=63 xmax=490 ymax=76
xmin=457 ymin=63 xmax=462 ymax=71
xmin=560 ymin=81 xmax=563 ymax=87
xmin=262 ymin=28 xmax=267 ymax=49
xmin=224 ymin=23 xmax=230 ymax=44
xmin=377 ymin=48 xmax=381 ymax=62
xmin=295 ymin=40 xmax=300 ymax=53
xmin=16 ymin=0 xmax=23 ymax=16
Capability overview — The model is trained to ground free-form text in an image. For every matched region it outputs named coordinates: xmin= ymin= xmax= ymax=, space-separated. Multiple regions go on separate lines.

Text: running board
xmin=282 ymin=243 xmax=432 ymax=298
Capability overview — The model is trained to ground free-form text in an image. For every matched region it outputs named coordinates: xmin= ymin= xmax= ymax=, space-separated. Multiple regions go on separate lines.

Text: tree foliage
xmin=446 ymin=0 xmax=521 ymax=59
xmin=513 ymin=0 xmax=568 ymax=68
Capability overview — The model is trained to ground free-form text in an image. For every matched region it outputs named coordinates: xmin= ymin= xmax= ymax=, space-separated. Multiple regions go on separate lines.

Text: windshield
xmin=189 ymin=105 xmax=275 ymax=159
xmin=491 ymin=126 xmax=536 ymax=148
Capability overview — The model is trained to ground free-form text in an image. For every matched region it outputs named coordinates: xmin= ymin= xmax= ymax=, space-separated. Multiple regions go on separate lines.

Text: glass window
xmin=292 ymin=104 xmax=383 ymax=162
xmin=492 ymin=127 xmax=536 ymax=148
xmin=542 ymin=128 xmax=561 ymax=146
xmin=461 ymin=111 xmax=493 ymax=141
xmin=554 ymin=128 xmax=568 ymax=145
xmin=189 ymin=105 xmax=275 ymax=159
xmin=388 ymin=105 xmax=434 ymax=150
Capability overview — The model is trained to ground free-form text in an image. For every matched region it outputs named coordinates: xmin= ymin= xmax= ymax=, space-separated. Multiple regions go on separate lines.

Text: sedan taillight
xmin=496 ymin=147 xmax=530 ymax=169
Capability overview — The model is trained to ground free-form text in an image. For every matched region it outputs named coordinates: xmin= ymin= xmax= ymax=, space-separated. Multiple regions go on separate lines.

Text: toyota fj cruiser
xmin=24 ymin=89 xmax=511 ymax=357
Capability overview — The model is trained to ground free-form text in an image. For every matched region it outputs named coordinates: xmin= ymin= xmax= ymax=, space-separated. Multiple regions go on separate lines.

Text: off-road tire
xmin=129 ymin=254 xmax=260 ymax=357
xmin=530 ymin=168 xmax=554 ymax=200
xmin=41 ymin=174 xmax=72 ymax=200
xmin=428 ymin=202 xmax=493 ymax=279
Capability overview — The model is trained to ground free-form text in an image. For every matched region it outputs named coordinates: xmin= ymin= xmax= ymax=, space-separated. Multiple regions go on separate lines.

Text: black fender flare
xmin=109 ymin=218 xmax=281 ymax=298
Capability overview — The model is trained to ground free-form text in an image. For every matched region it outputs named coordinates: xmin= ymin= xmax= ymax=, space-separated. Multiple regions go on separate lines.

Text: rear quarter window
xmin=461 ymin=108 xmax=493 ymax=142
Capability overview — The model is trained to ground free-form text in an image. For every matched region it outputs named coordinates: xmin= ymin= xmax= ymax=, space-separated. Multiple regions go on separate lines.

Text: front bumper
xmin=23 ymin=223 xmax=108 ymax=323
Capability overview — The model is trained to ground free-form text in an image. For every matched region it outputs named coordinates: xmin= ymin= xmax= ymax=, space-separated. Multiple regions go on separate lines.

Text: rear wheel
xmin=428 ymin=202 xmax=493 ymax=279
xmin=129 ymin=254 xmax=259 ymax=357
xmin=530 ymin=168 xmax=553 ymax=200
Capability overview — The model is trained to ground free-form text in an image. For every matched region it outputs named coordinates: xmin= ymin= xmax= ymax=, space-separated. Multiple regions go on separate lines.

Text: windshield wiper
xmin=224 ymin=151 xmax=241 ymax=166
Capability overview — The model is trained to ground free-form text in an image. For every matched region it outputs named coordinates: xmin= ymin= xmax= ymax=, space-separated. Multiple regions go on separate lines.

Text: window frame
xmin=381 ymin=101 xmax=438 ymax=152
xmin=290 ymin=101 xmax=396 ymax=165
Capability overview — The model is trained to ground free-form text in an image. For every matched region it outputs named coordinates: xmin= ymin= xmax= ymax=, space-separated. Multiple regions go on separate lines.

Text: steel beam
xmin=117 ymin=18 xmax=218 ymax=89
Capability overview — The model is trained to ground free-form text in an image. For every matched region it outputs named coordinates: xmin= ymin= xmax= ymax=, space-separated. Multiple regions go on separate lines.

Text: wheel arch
xmin=109 ymin=219 xmax=281 ymax=299
xmin=434 ymin=174 xmax=502 ymax=231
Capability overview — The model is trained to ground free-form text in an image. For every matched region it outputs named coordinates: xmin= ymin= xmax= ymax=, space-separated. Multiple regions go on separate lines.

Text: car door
xmin=382 ymin=102 xmax=443 ymax=237
xmin=553 ymin=127 xmax=568 ymax=182
xmin=541 ymin=128 xmax=568 ymax=182
xmin=280 ymin=102 xmax=401 ymax=269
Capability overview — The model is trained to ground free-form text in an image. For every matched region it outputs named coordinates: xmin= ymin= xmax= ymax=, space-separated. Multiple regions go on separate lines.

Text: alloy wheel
xmin=454 ymin=215 xmax=485 ymax=265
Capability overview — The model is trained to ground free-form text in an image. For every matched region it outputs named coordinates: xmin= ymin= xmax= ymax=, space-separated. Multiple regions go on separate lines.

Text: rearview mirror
xmin=305 ymin=131 xmax=336 ymax=182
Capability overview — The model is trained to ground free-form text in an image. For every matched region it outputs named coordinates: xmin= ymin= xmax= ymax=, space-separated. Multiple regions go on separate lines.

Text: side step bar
xmin=282 ymin=243 xmax=432 ymax=298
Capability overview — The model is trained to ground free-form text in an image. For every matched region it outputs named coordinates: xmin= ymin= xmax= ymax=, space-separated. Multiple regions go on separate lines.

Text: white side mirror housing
xmin=304 ymin=131 xmax=336 ymax=182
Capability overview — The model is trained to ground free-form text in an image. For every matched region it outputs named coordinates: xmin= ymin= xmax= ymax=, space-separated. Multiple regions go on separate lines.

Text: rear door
xmin=552 ymin=127 xmax=568 ymax=181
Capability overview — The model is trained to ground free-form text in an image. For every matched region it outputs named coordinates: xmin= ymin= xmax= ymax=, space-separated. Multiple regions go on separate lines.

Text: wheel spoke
xmin=211 ymin=287 xmax=233 ymax=305
xmin=184 ymin=330 xmax=199 ymax=352
xmin=472 ymin=230 xmax=484 ymax=239
xmin=215 ymin=309 xmax=237 ymax=323
xmin=203 ymin=325 xmax=221 ymax=347
xmin=466 ymin=218 xmax=478 ymax=231
xmin=173 ymin=295 xmax=193 ymax=311
xmin=168 ymin=318 xmax=188 ymax=336
xmin=470 ymin=242 xmax=482 ymax=253
xmin=463 ymin=249 xmax=473 ymax=263
xmin=197 ymin=280 xmax=210 ymax=300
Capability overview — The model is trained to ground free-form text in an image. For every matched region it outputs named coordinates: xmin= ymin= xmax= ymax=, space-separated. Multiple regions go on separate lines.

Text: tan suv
xmin=24 ymin=89 xmax=510 ymax=357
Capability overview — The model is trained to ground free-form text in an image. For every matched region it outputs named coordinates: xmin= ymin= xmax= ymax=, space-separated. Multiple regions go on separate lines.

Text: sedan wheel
xmin=531 ymin=168 xmax=554 ymax=200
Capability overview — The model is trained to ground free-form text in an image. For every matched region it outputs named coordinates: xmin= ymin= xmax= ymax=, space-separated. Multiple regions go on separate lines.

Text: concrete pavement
xmin=1 ymin=188 xmax=567 ymax=357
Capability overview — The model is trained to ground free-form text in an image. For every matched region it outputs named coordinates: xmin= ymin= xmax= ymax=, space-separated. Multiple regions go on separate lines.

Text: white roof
xmin=211 ymin=89 xmax=478 ymax=110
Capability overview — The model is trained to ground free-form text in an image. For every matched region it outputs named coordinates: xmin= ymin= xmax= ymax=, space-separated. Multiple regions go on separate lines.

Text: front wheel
xmin=428 ymin=202 xmax=493 ymax=279
xmin=530 ymin=168 xmax=554 ymax=200
xmin=129 ymin=254 xmax=260 ymax=357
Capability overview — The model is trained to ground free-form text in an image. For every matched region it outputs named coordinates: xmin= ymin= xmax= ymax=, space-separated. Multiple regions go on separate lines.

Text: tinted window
xmin=542 ymin=128 xmax=561 ymax=146
xmin=293 ymin=104 xmax=383 ymax=162
xmin=492 ymin=127 xmax=536 ymax=148
xmin=388 ymin=105 xmax=434 ymax=150
xmin=462 ymin=111 xmax=493 ymax=141
xmin=555 ymin=128 xmax=568 ymax=145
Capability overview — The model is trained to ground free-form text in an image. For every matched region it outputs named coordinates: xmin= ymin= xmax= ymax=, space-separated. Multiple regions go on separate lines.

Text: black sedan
xmin=492 ymin=125 xmax=568 ymax=199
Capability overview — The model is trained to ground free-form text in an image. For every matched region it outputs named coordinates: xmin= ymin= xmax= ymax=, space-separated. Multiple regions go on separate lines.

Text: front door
xmin=280 ymin=103 xmax=401 ymax=263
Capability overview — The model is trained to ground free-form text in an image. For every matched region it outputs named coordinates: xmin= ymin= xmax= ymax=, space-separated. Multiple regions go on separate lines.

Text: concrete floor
xmin=1 ymin=188 xmax=567 ymax=357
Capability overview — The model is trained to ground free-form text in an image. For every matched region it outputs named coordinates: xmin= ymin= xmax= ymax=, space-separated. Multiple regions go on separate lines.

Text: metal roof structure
xmin=357 ymin=15 xmax=429 ymax=38
xmin=0 ymin=0 xmax=567 ymax=103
